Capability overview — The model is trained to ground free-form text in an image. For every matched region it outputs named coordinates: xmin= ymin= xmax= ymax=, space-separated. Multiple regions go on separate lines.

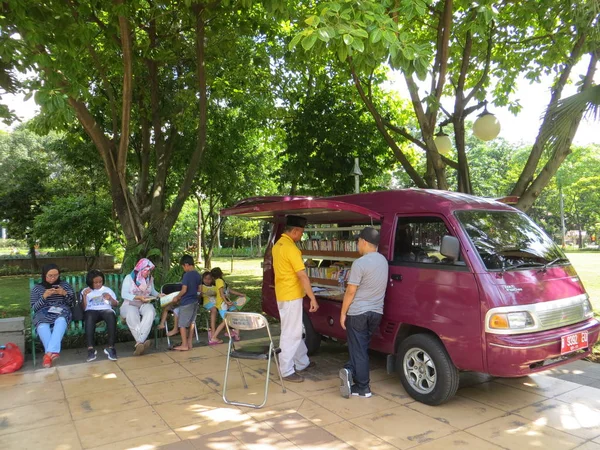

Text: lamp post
xmin=473 ymin=100 xmax=501 ymax=141
xmin=350 ymin=157 xmax=362 ymax=194
xmin=433 ymin=126 xmax=452 ymax=155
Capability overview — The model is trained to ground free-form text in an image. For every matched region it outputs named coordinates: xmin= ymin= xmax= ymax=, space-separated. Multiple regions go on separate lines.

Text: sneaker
xmin=351 ymin=385 xmax=372 ymax=398
xmin=87 ymin=349 xmax=97 ymax=362
xmin=296 ymin=361 xmax=316 ymax=373
xmin=283 ymin=373 xmax=304 ymax=383
xmin=339 ymin=368 xmax=353 ymax=399
xmin=104 ymin=347 xmax=118 ymax=361
xmin=42 ymin=353 xmax=52 ymax=368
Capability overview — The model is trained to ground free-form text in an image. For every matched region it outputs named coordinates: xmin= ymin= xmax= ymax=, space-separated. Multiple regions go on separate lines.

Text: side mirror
xmin=440 ymin=235 xmax=460 ymax=261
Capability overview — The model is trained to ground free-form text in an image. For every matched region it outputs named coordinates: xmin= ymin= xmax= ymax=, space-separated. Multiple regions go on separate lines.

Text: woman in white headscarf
xmin=120 ymin=258 xmax=158 ymax=355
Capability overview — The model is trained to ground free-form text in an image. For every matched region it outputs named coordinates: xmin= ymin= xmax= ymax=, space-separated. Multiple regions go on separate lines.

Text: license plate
xmin=561 ymin=331 xmax=588 ymax=354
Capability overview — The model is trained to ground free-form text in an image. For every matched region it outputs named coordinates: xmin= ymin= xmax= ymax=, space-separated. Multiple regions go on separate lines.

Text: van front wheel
xmin=302 ymin=312 xmax=321 ymax=356
xmin=397 ymin=334 xmax=459 ymax=406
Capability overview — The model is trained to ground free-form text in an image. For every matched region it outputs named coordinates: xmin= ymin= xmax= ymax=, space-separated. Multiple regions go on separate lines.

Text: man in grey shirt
xmin=339 ymin=227 xmax=388 ymax=398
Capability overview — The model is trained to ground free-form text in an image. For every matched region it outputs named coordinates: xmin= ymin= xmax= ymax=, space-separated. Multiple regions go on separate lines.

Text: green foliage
xmin=223 ymin=217 xmax=262 ymax=241
xmin=33 ymin=194 xmax=113 ymax=256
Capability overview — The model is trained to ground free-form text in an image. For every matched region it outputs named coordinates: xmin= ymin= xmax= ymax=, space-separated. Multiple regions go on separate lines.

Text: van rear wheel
xmin=302 ymin=312 xmax=321 ymax=356
xmin=397 ymin=333 xmax=459 ymax=405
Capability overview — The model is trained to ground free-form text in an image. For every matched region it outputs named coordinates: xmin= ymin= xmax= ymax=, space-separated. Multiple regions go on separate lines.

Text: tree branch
xmin=116 ymin=3 xmax=133 ymax=175
xmin=465 ymin=21 xmax=494 ymax=104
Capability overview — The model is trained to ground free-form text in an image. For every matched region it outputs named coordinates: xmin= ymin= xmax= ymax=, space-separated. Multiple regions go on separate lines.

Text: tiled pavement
xmin=3 ymin=336 xmax=600 ymax=450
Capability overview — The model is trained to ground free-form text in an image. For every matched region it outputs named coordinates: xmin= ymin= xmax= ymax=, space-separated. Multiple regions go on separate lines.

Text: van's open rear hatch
xmin=221 ymin=197 xmax=381 ymax=224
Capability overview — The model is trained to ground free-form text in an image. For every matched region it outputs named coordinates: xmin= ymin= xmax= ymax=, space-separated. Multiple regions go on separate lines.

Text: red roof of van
xmin=221 ymin=189 xmax=517 ymax=222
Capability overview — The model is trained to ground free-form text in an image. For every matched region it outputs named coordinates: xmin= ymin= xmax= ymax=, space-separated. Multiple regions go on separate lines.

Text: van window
xmin=393 ymin=217 xmax=453 ymax=264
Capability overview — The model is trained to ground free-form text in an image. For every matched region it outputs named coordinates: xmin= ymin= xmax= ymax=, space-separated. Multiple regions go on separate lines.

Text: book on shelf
xmin=299 ymin=239 xmax=357 ymax=252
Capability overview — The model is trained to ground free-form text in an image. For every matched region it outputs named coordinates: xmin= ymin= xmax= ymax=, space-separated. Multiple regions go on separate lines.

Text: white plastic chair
xmin=222 ymin=312 xmax=286 ymax=409
xmin=160 ymin=283 xmax=200 ymax=347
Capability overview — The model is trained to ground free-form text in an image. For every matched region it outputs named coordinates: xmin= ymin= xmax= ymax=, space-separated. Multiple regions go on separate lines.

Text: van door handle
xmin=391 ymin=274 xmax=402 ymax=281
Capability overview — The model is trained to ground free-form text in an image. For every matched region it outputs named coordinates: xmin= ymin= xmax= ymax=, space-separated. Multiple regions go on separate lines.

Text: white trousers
xmin=277 ymin=298 xmax=310 ymax=377
xmin=121 ymin=303 xmax=156 ymax=344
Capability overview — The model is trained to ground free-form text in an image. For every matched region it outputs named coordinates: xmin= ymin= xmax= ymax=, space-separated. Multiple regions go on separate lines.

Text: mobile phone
xmin=52 ymin=285 xmax=60 ymax=289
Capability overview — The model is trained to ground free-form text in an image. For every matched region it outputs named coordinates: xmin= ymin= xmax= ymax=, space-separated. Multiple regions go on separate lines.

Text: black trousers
xmin=84 ymin=309 xmax=116 ymax=348
xmin=345 ymin=311 xmax=383 ymax=390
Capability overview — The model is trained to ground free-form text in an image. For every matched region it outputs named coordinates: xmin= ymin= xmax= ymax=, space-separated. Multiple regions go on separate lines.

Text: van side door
xmin=374 ymin=215 xmax=484 ymax=373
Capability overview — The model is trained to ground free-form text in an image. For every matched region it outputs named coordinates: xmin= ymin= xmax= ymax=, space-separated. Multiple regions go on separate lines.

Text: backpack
xmin=0 ymin=343 xmax=24 ymax=374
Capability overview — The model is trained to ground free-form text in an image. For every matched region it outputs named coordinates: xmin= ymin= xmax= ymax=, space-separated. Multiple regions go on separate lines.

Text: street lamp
xmin=473 ymin=101 xmax=501 ymax=141
xmin=433 ymin=126 xmax=452 ymax=155
xmin=350 ymin=157 xmax=362 ymax=194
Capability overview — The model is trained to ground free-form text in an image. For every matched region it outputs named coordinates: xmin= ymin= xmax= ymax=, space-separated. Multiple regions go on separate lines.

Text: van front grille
xmin=537 ymin=303 xmax=584 ymax=329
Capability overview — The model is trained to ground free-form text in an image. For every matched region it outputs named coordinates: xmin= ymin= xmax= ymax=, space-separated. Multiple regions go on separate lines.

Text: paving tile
xmin=514 ymin=398 xmax=600 ymax=441
xmin=124 ymin=363 xmax=194 ymax=386
xmin=296 ymin=398 xmax=344 ymax=427
xmin=272 ymin=375 xmax=339 ymax=397
xmin=324 ymin=420 xmax=398 ymax=450
xmin=197 ymin=366 xmax=267 ymax=391
xmin=179 ymin=356 xmax=229 ymax=376
xmin=407 ymin=395 xmax=505 ymax=430
xmin=458 ymin=371 xmax=495 ymax=388
xmin=66 ymin=386 xmax=148 ymax=420
xmin=230 ymin=421 xmax=300 ymax=449
xmin=172 ymin=408 xmax=256 ymax=441
xmin=555 ymin=373 xmax=600 ymax=387
xmin=407 ymin=431 xmax=504 ymax=449
xmin=117 ymin=352 xmax=175 ymax=370
xmin=0 ymin=380 xmax=65 ymax=410
xmin=157 ymin=439 xmax=197 ymax=450
xmin=348 ymin=405 xmax=457 ymax=449
xmin=0 ymin=367 xmax=58 ymax=387
xmin=309 ymin=385 xmax=401 ymax=420
xmin=466 ymin=414 xmax=585 ymax=449
xmin=137 ymin=376 xmax=215 ymax=405
xmin=371 ymin=377 xmax=415 ymax=405
xmin=166 ymin=346 xmax=223 ymax=362
xmin=245 ymin=398 xmax=305 ymax=422
xmin=222 ymin=381 xmax=302 ymax=409
xmin=556 ymin=386 xmax=600 ymax=411
xmin=89 ymin=431 xmax=181 ymax=450
xmin=0 ymin=398 xmax=71 ymax=436
xmin=1 ymin=421 xmax=82 ymax=450
xmin=153 ymin=391 xmax=242 ymax=429
xmin=457 ymin=381 xmax=548 ymax=412
xmin=582 ymin=441 xmax=600 ymax=449
xmin=495 ymin=374 xmax=582 ymax=398
xmin=57 ymin=359 xmax=123 ymax=381
xmin=265 ymin=413 xmax=351 ymax=450
xmin=61 ymin=370 xmax=133 ymax=397
xmin=187 ymin=431 xmax=248 ymax=449
xmin=74 ymin=405 xmax=169 ymax=448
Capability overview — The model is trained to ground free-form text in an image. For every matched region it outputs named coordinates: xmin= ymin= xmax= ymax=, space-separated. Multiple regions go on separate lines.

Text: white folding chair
xmin=222 ymin=312 xmax=286 ymax=409
xmin=161 ymin=283 xmax=200 ymax=347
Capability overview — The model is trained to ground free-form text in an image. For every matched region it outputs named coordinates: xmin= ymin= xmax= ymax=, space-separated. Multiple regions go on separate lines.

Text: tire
xmin=302 ymin=312 xmax=321 ymax=356
xmin=397 ymin=333 xmax=459 ymax=405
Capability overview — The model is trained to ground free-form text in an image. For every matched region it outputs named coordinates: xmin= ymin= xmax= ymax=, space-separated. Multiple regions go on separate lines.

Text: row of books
xmin=306 ymin=266 xmax=351 ymax=281
xmin=299 ymin=239 xmax=358 ymax=252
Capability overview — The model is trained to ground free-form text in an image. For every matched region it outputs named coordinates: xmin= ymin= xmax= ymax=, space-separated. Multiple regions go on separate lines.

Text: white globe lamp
xmin=433 ymin=127 xmax=452 ymax=155
xmin=473 ymin=103 xmax=501 ymax=141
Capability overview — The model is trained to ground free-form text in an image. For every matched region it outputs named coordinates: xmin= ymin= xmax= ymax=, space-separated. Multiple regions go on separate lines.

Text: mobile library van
xmin=221 ymin=190 xmax=599 ymax=405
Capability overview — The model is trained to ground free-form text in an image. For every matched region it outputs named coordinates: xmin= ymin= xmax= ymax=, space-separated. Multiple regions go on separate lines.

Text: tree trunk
xmin=29 ymin=245 xmax=38 ymax=272
xmin=196 ymin=195 xmax=202 ymax=265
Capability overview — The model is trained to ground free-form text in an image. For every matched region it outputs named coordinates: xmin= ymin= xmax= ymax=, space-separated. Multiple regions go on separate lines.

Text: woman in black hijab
xmin=30 ymin=264 xmax=75 ymax=368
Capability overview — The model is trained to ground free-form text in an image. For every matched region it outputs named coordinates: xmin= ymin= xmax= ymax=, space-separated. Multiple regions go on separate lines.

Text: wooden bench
xmin=29 ymin=274 xmax=160 ymax=366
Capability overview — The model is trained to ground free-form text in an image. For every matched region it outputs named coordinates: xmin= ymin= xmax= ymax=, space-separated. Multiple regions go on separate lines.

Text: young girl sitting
xmin=210 ymin=267 xmax=246 ymax=343
xmin=200 ymin=271 xmax=221 ymax=345
xmin=81 ymin=269 xmax=119 ymax=362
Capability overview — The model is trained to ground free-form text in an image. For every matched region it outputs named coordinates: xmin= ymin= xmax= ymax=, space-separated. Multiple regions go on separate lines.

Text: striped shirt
xmin=30 ymin=281 xmax=75 ymax=327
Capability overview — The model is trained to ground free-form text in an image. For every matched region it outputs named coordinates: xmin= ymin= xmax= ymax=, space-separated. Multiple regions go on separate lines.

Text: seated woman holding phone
xmin=120 ymin=258 xmax=159 ymax=356
xmin=30 ymin=263 xmax=75 ymax=368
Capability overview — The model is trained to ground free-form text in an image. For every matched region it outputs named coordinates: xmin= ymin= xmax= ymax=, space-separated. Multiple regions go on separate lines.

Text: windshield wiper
xmin=502 ymin=261 xmax=545 ymax=272
xmin=537 ymin=257 xmax=570 ymax=272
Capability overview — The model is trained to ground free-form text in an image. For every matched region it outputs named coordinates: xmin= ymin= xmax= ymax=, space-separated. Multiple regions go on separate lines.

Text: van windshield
xmin=456 ymin=210 xmax=568 ymax=271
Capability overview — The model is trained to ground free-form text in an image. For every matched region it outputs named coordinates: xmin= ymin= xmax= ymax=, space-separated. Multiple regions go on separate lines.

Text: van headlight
xmin=583 ymin=298 xmax=594 ymax=318
xmin=489 ymin=312 xmax=535 ymax=330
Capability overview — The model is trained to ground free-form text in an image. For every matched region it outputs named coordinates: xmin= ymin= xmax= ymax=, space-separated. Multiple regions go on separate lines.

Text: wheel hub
xmin=403 ymin=347 xmax=437 ymax=395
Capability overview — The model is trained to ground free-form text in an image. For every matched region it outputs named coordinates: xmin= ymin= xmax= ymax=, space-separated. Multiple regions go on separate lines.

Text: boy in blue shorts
xmin=170 ymin=255 xmax=201 ymax=351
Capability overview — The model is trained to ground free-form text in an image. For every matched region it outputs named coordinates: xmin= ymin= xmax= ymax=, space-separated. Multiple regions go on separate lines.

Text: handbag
xmin=0 ymin=343 xmax=24 ymax=374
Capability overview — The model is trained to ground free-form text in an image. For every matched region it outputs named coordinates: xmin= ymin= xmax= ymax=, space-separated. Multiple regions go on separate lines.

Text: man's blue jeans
xmin=345 ymin=311 xmax=382 ymax=390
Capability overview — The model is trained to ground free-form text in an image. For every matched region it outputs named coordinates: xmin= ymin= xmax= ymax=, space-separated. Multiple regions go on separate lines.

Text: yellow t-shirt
xmin=273 ymin=233 xmax=306 ymax=302
xmin=215 ymin=278 xmax=227 ymax=308
xmin=201 ymin=284 xmax=217 ymax=306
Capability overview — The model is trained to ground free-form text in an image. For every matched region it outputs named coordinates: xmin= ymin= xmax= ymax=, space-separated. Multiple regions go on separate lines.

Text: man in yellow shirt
xmin=273 ymin=215 xmax=319 ymax=383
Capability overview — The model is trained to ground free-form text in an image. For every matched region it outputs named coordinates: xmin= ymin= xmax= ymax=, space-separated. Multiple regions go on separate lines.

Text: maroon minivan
xmin=221 ymin=189 xmax=599 ymax=405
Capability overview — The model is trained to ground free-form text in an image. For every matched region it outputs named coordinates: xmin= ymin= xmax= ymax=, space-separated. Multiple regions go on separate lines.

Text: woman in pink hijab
xmin=120 ymin=258 xmax=158 ymax=355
